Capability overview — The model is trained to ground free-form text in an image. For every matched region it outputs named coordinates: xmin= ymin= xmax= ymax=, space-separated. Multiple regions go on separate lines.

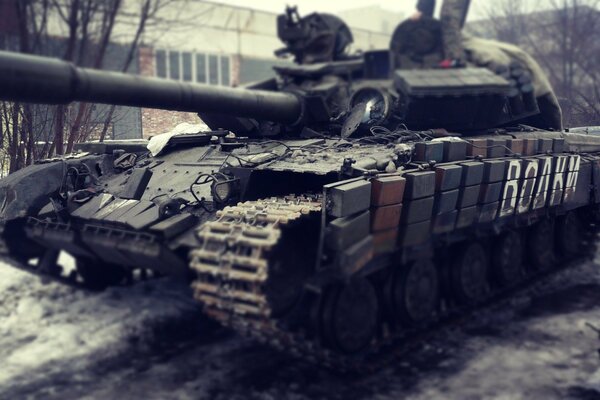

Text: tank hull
xmin=1 ymin=129 xmax=599 ymax=368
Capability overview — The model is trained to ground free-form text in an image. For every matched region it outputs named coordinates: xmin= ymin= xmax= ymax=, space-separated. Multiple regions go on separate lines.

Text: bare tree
xmin=0 ymin=0 xmax=174 ymax=174
xmin=96 ymin=0 xmax=163 ymax=143
xmin=479 ymin=0 xmax=600 ymax=126
xmin=478 ymin=0 xmax=531 ymax=44
xmin=64 ymin=0 xmax=122 ymax=154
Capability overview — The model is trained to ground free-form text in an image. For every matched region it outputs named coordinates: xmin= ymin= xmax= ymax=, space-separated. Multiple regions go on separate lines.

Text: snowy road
xmin=2 ymin=255 xmax=600 ymax=399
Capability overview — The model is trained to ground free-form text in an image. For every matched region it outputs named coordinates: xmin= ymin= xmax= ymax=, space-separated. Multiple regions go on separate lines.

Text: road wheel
xmin=491 ymin=231 xmax=524 ymax=287
xmin=320 ymin=278 xmax=379 ymax=354
xmin=451 ymin=242 xmax=490 ymax=304
xmin=385 ymin=259 xmax=439 ymax=326
xmin=556 ymin=212 xmax=583 ymax=258
xmin=527 ymin=219 xmax=556 ymax=271
xmin=264 ymin=218 xmax=319 ymax=318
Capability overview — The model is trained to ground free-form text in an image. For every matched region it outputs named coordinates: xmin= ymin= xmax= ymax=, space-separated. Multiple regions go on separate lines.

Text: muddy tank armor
xmin=0 ymin=14 xmax=599 ymax=370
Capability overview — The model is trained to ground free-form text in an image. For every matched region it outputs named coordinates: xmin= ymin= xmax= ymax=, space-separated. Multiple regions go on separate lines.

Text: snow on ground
xmin=0 ymin=257 xmax=211 ymax=398
xmin=2 ymin=254 xmax=600 ymax=399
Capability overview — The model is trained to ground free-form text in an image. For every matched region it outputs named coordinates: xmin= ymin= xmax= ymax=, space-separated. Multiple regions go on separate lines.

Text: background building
xmin=465 ymin=3 xmax=600 ymax=126
xmin=135 ymin=0 xmax=400 ymax=137
xmin=338 ymin=5 xmax=405 ymax=35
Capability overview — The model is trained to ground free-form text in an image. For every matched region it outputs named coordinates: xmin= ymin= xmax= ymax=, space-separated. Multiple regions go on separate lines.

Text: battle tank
xmin=0 ymin=11 xmax=599 ymax=369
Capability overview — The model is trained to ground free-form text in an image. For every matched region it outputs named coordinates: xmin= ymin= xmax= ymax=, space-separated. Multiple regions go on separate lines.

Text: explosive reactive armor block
xmin=325 ymin=179 xmax=372 ymax=218
xmin=435 ymin=165 xmax=463 ymax=191
xmin=467 ymin=139 xmax=487 ymax=158
xmin=414 ymin=142 xmax=444 ymax=162
xmin=402 ymin=197 xmax=434 ymax=225
xmin=479 ymin=183 xmax=503 ymax=204
xmin=434 ymin=190 xmax=459 ymax=215
xmin=371 ymin=175 xmax=406 ymax=206
xmin=507 ymin=138 xmax=524 ymax=155
xmin=443 ymin=141 xmax=468 ymax=162
xmin=486 ymin=137 xmax=507 ymax=158
xmin=522 ymin=138 xmax=538 ymax=156
xmin=338 ymin=236 xmax=374 ymax=276
xmin=326 ymin=211 xmax=371 ymax=250
xmin=553 ymin=138 xmax=565 ymax=153
xmin=371 ymin=205 xmax=403 ymax=232
xmin=461 ymin=162 xmax=484 ymax=186
xmin=482 ymin=160 xmax=506 ymax=183
xmin=357 ymin=154 xmax=587 ymax=250
xmin=404 ymin=171 xmax=436 ymax=200
xmin=538 ymin=138 xmax=553 ymax=153
xmin=394 ymin=68 xmax=511 ymax=130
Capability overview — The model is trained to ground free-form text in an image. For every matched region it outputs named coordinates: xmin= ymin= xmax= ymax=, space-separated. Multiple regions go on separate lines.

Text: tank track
xmin=190 ymin=196 xmax=599 ymax=371
xmin=189 ymin=196 xmax=403 ymax=370
xmin=189 ymin=196 xmax=349 ymax=366
xmin=0 ymin=223 xmax=156 ymax=291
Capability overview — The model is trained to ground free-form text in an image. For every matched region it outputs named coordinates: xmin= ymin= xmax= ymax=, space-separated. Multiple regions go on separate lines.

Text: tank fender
xmin=0 ymin=162 xmax=68 ymax=220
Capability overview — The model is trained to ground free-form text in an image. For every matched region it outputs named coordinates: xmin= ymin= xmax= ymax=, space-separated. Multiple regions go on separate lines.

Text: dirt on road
xmin=2 ymin=253 xmax=600 ymax=400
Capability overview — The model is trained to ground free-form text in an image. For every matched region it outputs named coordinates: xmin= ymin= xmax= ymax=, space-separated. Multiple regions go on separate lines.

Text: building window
xmin=182 ymin=52 xmax=192 ymax=82
xmin=196 ymin=53 xmax=207 ymax=83
xmin=155 ymin=50 xmax=167 ymax=78
xmin=155 ymin=49 xmax=231 ymax=86
xmin=221 ymin=57 xmax=230 ymax=86
xmin=208 ymin=55 xmax=219 ymax=85
xmin=169 ymin=51 xmax=180 ymax=80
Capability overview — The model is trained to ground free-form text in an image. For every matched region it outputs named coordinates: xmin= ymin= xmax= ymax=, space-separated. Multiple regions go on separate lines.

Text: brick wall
xmin=141 ymin=109 xmax=201 ymax=138
xmin=138 ymin=46 xmax=200 ymax=138
xmin=137 ymin=46 xmax=292 ymax=137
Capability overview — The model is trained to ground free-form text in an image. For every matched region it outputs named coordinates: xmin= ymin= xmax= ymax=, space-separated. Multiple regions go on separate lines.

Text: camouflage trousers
xmin=440 ymin=0 xmax=471 ymax=60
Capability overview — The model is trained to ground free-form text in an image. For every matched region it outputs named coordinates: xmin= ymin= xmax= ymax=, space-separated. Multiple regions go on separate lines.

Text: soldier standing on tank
xmin=412 ymin=0 xmax=471 ymax=67
xmin=409 ymin=0 xmax=562 ymax=130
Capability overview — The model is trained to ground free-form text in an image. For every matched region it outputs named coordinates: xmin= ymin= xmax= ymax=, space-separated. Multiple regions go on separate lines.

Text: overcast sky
xmin=210 ymin=0 xmax=559 ymax=20
xmin=213 ymin=0 xmax=416 ymax=14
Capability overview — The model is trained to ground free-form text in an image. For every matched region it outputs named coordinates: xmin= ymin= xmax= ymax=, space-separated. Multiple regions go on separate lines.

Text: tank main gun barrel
xmin=0 ymin=51 xmax=302 ymax=124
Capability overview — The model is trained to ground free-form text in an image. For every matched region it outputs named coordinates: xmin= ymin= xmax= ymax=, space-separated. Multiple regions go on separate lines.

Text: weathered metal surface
xmin=404 ymin=171 xmax=436 ymax=200
xmin=435 ymin=165 xmax=462 ymax=191
xmin=0 ymin=17 xmax=599 ymax=371
xmin=371 ymin=176 xmax=406 ymax=206
xmin=326 ymin=211 xmax=370 ymax=250
xmin=326 ymin=180 xmax=372 ymax=218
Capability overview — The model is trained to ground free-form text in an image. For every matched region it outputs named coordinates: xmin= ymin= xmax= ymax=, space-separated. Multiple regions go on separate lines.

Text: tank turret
xmin=0 ymin=49 xmax=543 ymax=136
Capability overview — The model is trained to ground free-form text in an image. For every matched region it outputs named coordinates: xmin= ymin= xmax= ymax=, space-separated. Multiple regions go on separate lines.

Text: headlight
xmin=351 ymin=88 xmax=391 ymax=124
xmin=211 ymin=174 xmax=237 ymax=203
xmin=343 ymin=87 xmax=393 ymax=137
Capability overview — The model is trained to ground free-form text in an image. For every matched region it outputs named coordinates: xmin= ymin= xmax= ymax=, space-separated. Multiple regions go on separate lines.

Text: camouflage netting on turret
xmin=463 ymin=35 xmax=563 ymax=130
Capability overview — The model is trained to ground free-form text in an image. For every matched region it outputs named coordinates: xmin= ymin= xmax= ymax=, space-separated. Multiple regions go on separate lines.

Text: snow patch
xmin=0 ymin=261 xmax=202 ymax=393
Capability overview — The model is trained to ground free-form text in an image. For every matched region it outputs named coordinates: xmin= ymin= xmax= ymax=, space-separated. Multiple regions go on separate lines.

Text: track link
xmin=190 ymin=196 xmax=353 ymax=366
xmin=191 ymin=196 xmax=321 ymax=316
